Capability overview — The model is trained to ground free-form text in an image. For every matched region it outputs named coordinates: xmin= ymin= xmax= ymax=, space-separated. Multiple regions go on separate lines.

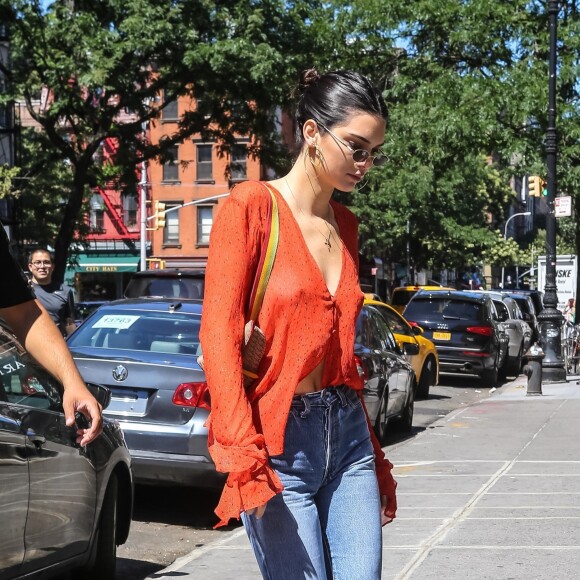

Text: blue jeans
xmin=241 ymin=385 xmax=382 ymax=580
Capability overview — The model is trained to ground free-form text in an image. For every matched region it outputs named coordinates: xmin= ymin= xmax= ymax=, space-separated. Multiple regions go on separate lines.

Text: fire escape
xmin=92 ymin=137 xmax=140 ymax=240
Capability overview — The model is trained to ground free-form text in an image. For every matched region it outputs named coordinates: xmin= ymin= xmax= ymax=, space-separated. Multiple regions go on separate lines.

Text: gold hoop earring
xmin=315 ymin=143 xmax=323 ymax=161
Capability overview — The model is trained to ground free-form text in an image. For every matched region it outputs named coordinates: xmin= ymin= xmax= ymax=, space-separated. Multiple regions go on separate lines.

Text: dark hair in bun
xmin=294 ymin=69 xmax=388 ymax=147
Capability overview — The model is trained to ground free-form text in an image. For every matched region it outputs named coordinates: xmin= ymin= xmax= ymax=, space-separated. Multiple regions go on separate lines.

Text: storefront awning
xmin=68 ymin=253 xmax=140 ymax=274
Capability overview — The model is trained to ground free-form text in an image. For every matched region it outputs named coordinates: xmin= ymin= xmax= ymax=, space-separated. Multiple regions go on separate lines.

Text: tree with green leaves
xmin=328 ymin=0 xmax=580 ymax=280
xmin=0 ymin=0 xmax=334 ymax=280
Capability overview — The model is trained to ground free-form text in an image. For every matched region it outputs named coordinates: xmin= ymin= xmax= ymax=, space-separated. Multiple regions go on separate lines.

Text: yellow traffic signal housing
xmin=154 ymin=201 xmax=166 ymax=229
xmin=528 ymin=175 xmax=546 ymax=197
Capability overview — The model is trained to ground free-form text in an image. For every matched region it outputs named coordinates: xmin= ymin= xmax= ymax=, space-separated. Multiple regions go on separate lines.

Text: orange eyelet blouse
xmin=199 ymin=181 xmax=397 ymax=527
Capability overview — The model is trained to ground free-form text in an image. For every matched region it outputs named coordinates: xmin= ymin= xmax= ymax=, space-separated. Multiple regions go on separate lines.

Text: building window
xmin=196 ymin=144 xmax=213 ymax=181
xmin=161 ymin=91 xmax=178 ymax=121
xmin=231 ymin=144 xmax=247 ymax=181
xmin=197 ymin=206 xmax=213 ymax=245
xmin=163 ymin=145 xmax=179 ymax=182
xmin=122 ymin=192 xmax=138 ymax=227
xmin=163 ymin=203 xmax=180 ymax=245
xmin=89 ymin=194 xmax=105 ymax=232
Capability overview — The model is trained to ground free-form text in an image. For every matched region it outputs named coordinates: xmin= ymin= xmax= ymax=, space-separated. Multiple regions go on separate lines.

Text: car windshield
xmin=391 ymin=290 xmax=415 ymax=306
xmin=68 ymin=309 xmax=201 ymax=355
xmin=125 ymin=276 xmax=204 ymax=299
xmin=405 ymin=298 xmax=484 ymax=322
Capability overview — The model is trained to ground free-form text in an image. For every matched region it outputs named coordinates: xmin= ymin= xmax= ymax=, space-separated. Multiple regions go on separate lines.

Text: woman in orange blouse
xmin=200 ymin=69 xmax=397 ymax=579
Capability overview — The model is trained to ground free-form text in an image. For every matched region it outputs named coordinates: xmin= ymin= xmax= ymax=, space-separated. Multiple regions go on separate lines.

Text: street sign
xmin=554 ymin=196 xmax=572 ymax=217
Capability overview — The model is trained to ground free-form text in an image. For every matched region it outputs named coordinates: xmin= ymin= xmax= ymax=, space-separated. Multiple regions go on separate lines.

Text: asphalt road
xmin=112 ymin=373 xmax=508 ymax=580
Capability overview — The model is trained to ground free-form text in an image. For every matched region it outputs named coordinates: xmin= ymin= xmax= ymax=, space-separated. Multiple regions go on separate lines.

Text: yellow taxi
xmin=364 ymin=297 xmax=439 ymax=399
xmin=390 ymin=285 xmax=453 ymax=314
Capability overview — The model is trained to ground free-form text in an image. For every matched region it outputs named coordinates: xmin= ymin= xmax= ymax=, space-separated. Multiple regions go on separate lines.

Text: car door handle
xmin=26 ymin=430 xmax=46 ymax=447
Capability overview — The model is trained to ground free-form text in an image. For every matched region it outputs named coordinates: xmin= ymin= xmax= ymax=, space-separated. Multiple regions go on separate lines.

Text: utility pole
xmin=139 ymin=117 xmax=148 ymax=272
xmin=537 ymin=0 xmax=566 ymax=381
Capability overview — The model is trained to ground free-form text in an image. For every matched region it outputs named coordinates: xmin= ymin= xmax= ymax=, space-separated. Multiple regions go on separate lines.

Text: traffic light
xmin=154 ymin=201 xmax=166 ymax=229
xmin=528 ymin=175 xmax=546 ymax=197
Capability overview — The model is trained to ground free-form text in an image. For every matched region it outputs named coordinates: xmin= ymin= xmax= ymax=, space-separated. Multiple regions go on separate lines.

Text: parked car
xmin=124 ymin=269 xmax=205 ymax=300
xmin=67 ymin=298 xmax=223 ymax=489
xmin=494 ymin=288 xmax=544 ymax=315
xmin=0 ymin=323 xmax=133 ymax=580
xmin=464 ymin=291 xmax=533 ymax=377
xmin=501 ymin=291 xmax=541 ymax=341
xmin=403 ymin=290 xmax=509 ymax=387
xmin=364 ymin=298 xmax=439 ymax=399
xmin=390 ymin=285 xmax=453 ymax=314
xmin=356 ymin=304 xmax=416 ymax=443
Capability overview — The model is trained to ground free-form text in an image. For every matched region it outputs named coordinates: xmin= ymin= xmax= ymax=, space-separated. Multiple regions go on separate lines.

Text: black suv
xmin=403 ymin=290 xmax=509 ymax=386
xmin=124 ymin=269 xmax=205 ymax=300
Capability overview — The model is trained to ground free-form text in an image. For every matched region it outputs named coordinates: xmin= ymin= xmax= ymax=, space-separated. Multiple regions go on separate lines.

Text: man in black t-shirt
xmin=0 ymin=225 xmax=102 ymax=445
xmin=28 ymin=247 xmax=76 ymax=336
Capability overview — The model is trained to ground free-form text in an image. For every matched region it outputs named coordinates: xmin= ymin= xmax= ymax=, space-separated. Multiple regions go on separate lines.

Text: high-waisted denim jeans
xmin=241 ymin=385 xmax=382 ymax=580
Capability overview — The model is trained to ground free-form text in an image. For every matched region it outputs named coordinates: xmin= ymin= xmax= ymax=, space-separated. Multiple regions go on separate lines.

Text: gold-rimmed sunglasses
xmin=318 ymin=123 xmax=388 ymax=167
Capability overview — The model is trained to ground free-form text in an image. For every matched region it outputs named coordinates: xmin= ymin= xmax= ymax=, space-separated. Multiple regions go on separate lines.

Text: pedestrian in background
xmin=28 ymin=247 xmax=77 ymax=336
xmin=1 ymin=226 xmax=102 ymax=445
xmin=200 ymin=69 xmax=396 ymax=579
xmin=563 ymin=297 xmax=576 ymax=325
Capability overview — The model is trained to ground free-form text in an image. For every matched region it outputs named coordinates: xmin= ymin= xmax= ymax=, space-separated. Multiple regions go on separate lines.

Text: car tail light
xmin=173 ymin=382 xmax=211 ymax=410
xmin=407 ymin=320 xmax=419 ymax=328
xmin=462 ymin=351 xmax=491 ymax=357
xmin=354 ymin=355 xmax=369 ymax=382
xmin=466 ymin=326 xmax=493 ymax=337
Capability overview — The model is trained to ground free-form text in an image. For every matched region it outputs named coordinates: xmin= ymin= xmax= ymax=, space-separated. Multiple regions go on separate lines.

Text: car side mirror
xmin=411 ymin=325 xmax=424 ymax=336
xmin=86 ymin=383 xmax=112 ymax=410
xmin=403 ymin=342 xmax=420 ymax=356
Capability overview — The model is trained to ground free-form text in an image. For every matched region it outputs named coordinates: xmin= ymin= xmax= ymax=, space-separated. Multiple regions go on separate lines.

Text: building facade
xmin=146 ymin=91 xmax=262 ymax=269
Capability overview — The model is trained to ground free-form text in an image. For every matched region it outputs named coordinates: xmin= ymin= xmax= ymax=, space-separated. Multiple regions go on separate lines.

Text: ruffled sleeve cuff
xmin=208 ymin=435 xmax=284 ymax=528
xmin=214 ymin=461 xmax=283 ymax=528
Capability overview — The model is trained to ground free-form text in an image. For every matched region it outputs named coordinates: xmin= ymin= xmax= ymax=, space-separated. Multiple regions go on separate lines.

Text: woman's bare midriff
xmin=294 ymin=359 xmax=326 ymax=394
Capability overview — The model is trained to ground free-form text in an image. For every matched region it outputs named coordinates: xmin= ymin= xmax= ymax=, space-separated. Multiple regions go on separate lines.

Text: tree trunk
xmin=52 ymin=172 xmax=86 ymax=284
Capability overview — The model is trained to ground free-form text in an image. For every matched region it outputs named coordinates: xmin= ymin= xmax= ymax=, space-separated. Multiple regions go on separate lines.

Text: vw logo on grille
xmin=112 ymin=364 xmax=128 ymax=382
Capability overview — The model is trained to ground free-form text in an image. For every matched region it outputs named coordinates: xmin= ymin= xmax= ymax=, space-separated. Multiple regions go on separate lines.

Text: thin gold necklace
xmin=285 ymin=177 xmax=335 ymax=251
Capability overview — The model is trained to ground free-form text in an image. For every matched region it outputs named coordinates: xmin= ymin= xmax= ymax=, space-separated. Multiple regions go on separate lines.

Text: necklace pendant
xmin=325 ymin=235 xmax=332 ymax=251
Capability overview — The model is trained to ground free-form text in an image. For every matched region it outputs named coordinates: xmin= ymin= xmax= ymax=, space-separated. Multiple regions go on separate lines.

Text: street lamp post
xmin=501 ymin=211 xmax=531 ymax=289
xmin=537 ymin=0 xmax=566 ymax=381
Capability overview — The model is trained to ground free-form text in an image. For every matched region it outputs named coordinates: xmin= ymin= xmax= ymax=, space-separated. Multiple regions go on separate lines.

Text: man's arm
xmin=0 ymin=299 xmax=103 ymax=445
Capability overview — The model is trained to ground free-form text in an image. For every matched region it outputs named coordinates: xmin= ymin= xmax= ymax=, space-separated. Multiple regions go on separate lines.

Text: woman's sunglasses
xmin=318 ymin=123 xmax=388 ymax=167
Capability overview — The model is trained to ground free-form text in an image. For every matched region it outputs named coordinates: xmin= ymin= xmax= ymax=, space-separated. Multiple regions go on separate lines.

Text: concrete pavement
xmin=147 ymin=375 xmax=580 ymax=580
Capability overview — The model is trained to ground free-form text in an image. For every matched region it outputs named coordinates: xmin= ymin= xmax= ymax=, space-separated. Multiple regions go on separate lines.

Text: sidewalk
xmin=147 ymin=375 xmax=580 ymax=580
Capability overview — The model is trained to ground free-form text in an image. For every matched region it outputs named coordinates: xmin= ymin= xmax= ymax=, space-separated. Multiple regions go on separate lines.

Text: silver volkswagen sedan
xmin=67 ymin=298 xmax=224 ymax=489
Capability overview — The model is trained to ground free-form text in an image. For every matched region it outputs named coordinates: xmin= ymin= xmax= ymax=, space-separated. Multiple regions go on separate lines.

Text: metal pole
xmin=145 ymin=193 xmax=230 ymax=224
xmin=502 ymin=212 xmax=531 ymax=288
xmin=139 ymin=119 xmax=148 ymax=272
xmin=537 ymin=0 xmax=566 ymax=381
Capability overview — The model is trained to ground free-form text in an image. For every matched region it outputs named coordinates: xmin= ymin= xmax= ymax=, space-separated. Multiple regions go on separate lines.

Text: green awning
xmin=68 ymin=253 xmax=140 ymax=274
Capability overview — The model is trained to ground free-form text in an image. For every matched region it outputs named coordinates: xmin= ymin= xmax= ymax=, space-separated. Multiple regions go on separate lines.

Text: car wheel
xmin=373 ymin=391 xmax=388 ymax=445
xmin=416 ymin=357 xmax=435 ymax=399
xmin=481 ymin=364 xmax=498 ymax=388
xmin=85 ymin=473 xmax=118 ymax=580
xmin=392 ymin=382 xmax=415 ymax=434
